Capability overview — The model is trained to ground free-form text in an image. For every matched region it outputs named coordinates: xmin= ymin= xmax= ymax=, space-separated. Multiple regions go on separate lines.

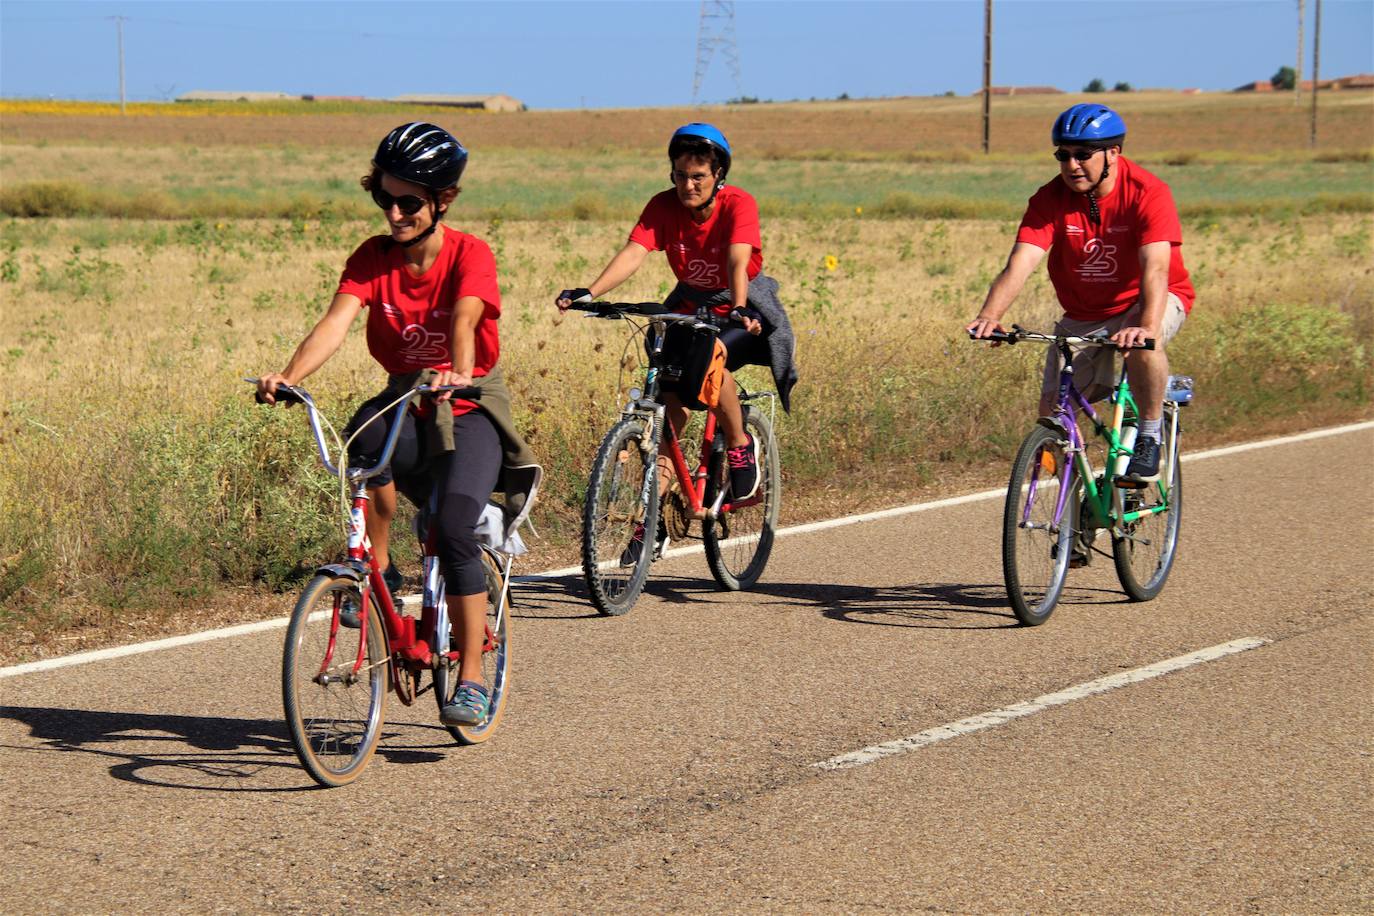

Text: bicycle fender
xmin=316 ymin=561 xmax=367 ymax=583
xmin=1036 ymin=416 xmax=1071 ymax=441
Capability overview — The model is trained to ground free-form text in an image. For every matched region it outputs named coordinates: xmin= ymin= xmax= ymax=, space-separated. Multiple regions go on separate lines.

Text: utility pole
xmin=114 ymin=16 xmax=127 ymax=114
xmin=1310 ymin=0 xmax=1321 ymax=147
xmin=1295 ymin=0 xmax=1304 ymax=105
xmin=692 ymin=1 xmax=742 ymax=105
xmin=982 ymin=0 xmax=992 ymax=154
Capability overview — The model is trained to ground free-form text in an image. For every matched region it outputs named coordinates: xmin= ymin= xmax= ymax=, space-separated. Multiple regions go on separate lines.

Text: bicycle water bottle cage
xmin=1165 ymin=375 xmax=1194 ymax=404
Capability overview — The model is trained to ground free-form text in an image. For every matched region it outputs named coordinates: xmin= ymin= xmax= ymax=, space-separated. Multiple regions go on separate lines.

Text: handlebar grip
xmin=1136 ymin=339 xmax=1156 ymax=351
xmin=420 ymin=385 xmax=482 ymax=400
xmin=968 ymin=328 xmax=1017 ymax=343
xmin=254 ymin=386 xmax=304 ymax=405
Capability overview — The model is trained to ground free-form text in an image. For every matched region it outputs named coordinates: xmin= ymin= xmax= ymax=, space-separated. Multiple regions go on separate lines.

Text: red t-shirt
xmin=336 ymin=225 xmax=500 ymax=415
xmin=1016 ymin=156 xmax=1195 ymax=321
xmin=629 ymin=185 xmax=763 ymax=314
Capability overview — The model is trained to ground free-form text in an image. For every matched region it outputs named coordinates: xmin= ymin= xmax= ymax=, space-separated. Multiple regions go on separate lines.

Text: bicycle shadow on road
xmin=744 ymin=581 xmax=1125 ymax=629
xmin=0 ymin=705 xmax=458 ymax=792
xmin=506 ymin=575 xmax=604 ymax=619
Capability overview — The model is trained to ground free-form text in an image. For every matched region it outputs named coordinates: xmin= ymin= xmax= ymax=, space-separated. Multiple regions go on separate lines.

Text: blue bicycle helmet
xmin=1051 ymin=104 xmax=1127 ymax=147
xmin=668 ymin=123 xmax=732 ymax=186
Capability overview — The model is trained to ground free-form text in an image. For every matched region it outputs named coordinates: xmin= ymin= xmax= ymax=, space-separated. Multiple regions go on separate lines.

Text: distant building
xmin=975 ymin=86 xmax=1063 ymax=96
xmin=176 ymin=90 xmax=295 ymax=102
xmin=1235 ymin=74 xmax=1371 ymax=93
xmin=390 ymin=94 xmax=526 ymax=112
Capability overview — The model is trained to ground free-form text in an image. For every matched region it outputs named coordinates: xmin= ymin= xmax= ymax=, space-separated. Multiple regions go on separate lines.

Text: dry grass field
xmin=1 ymin=92 xmax=1371 ymax=659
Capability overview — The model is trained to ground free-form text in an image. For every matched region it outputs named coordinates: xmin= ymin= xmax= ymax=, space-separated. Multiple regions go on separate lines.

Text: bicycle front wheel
xmin=582 ymin=415 xmax=660 ymax=616
xmin=435 ymin=552 xmax=511 ymax=745
xmin=1002 ymin=425 xmax=1077 ymax=626
xmin=1113 ymin=410 xmax=1183 ymax=601
xmin=282 ymin=574 xmax=389 ymax=787
xmin=704 ymin=407 xmax=781 ymax=591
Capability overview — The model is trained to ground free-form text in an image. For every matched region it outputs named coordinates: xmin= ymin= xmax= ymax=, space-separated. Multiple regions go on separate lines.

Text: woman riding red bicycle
xmin=555 ymin=123 xmax=797 ymax=558
xmin=257 ymin=122 xmax=538 ymax=728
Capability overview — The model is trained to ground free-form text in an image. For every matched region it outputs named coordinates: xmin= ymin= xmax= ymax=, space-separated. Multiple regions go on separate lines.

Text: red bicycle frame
xmin=659 ymin=409 xmax=765 ymax=519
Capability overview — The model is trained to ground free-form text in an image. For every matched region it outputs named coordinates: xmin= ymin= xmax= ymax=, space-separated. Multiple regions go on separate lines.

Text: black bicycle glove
xmin=557 ymin=288 xmax=593 ymax=306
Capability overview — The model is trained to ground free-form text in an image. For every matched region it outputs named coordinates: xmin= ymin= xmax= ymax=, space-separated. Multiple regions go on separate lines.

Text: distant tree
xmin=943 ymin=90 xmax=956 ymax=97
xmin=837 ymin=92 xmax=850 ymax=101
xmin=1113 ymin=81 xmax=1133 ymax=92
xmin=1083 ymin=78 xmax=1107 ymax=93
xmin=1271 ymin=65 xmax=1297 ymax=90
xmin=728 ymin=95 xmax=760 ymax=105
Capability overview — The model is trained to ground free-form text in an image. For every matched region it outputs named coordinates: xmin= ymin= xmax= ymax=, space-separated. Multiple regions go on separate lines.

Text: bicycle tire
xmin=582 ymin=415 xmax=660 ymax=616
xmin=1002 ymin=425 xmax=1077 ymax=626
xmin=704 ymin=408 xmax=780 ymax=591
xmin=1113 ymin=410 xmax=1183 ymax=601
xmin=282 ymin=574 xmax=389 ymax=788
xmin=434 ymin=552 xmax=511 ymax=744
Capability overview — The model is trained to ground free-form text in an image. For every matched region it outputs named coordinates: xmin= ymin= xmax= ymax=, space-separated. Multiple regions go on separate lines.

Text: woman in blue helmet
xmin=557 ymin=124 xmax=796 ymax=542
xmin=967 ymin=103 xmax=1194 ymax=489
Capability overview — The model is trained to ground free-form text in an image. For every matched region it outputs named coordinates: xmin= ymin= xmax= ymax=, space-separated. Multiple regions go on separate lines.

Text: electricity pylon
xmin=692 ymin=1 xmax=743 ymax=104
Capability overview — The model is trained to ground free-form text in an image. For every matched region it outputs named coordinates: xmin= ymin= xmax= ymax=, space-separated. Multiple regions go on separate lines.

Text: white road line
xmin=3 ymin=420 xmax=1368 ymax=680
xmin=813 ymin=637 xmax=1270 ymax=771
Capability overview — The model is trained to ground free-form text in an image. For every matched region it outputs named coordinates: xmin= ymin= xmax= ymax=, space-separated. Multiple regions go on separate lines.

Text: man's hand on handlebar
xmin=1110 ymin=325 xmax=1155 ymax=353
xmin=555 ymin=288 xmax=593 ymax=313
xmin=965 ymin=316 xmax=1008 ymax=344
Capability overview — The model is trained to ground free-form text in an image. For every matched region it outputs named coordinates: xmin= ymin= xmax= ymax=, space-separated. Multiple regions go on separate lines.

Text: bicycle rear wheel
xmin=282 ymin=574 xmax=388 ymax=787
xmin=704 ymin=408 xmax=780 ymax=590
xmin=1002 ymin=425 xmax=1077 ymax=626
xmin=1113 ymin=409 xmax=1183 ymax=601
xmin=582 ymin=415 xmax=660 ymax=616
xmin=435 ymin=552 xmax=511 ymax=744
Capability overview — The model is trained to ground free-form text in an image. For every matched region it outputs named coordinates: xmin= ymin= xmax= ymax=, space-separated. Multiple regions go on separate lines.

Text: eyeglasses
xmin=371 ymin=187 xmax=428 ymax=215
xmin=1054 ymin=148 xmax=1104 ymax=163
xmin=671 ymin=169 xmax=715 ymax=186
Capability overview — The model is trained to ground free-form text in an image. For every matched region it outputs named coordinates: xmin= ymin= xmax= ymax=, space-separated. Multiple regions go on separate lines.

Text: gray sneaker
xmin=440 ymin=681 xmax=490 ymax=726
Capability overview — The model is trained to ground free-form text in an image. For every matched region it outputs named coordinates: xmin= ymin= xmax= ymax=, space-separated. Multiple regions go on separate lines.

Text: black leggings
xmin=345 ymin=397 xmax=501 ymax=597
xmin=717 ymin=325 xmax=770 ymax=373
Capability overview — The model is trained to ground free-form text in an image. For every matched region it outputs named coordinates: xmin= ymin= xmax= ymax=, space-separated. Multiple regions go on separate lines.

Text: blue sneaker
xmin=440 ymin=680 xmax=490 ymax=726
xmin=1117 ymin=437 xmax=1161 ymax=488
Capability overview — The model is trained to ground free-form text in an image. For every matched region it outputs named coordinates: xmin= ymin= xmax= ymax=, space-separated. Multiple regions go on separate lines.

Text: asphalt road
xmin=3 ymin=425 xmax=1370 ymax=913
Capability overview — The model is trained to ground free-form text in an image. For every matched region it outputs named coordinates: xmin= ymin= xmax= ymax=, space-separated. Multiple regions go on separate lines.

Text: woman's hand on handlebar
xmin=555 ymin=288 xmax=592 ymax=313
xmin=730 ymin=308 xmax=763 ymax=336
xmin=256 ymin=372 xmax=294 ymax=405
xmin=432 ymin=368 xmax=474 ymax=403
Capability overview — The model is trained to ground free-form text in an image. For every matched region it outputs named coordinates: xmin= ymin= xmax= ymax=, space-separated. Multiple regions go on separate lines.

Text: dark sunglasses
xmin=370 ymin=186 xmax=428 ymax=215
xmin=1054 ymin=148 xmax=1104 ymax=163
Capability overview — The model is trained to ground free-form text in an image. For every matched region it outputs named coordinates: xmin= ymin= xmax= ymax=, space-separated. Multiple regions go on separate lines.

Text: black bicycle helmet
xmin=373 ymin=122 xmax=468 ymax=190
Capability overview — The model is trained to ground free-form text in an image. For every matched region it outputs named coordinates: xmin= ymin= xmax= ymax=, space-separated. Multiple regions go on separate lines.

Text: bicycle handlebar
xmin=968 ymin=325 xmax=1155 ymax=350
xmin=567 ymin=300 xmax=677 ymax=319
xmin=245 ymin=379 xmax=481 ymax=480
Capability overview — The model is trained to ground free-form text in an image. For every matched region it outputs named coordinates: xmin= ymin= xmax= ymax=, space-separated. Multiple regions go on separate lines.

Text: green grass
xmin=4 ymin=146 xmax=1372 ymax=221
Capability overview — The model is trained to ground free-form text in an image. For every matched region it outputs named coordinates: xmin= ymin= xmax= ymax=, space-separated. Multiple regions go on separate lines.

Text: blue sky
xmin=2 ymin=1 xmax=1371 ymax=108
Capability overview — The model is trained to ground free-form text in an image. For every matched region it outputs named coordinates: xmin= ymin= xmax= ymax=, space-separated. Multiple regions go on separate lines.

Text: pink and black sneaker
xmin=726 ymin=433 xmax=760 ymax=500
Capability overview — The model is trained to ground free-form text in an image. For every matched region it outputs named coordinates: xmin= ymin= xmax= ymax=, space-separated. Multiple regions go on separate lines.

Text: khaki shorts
xmin=1041 ymin=293 xmax=1187 ymax=403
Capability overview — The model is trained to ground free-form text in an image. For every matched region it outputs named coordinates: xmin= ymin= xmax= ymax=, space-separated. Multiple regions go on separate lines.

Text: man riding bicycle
xmin=967 ymin=103 xmax=1194 ymax=486
xmin=556 ymin=123 xmax=797 ymax=558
